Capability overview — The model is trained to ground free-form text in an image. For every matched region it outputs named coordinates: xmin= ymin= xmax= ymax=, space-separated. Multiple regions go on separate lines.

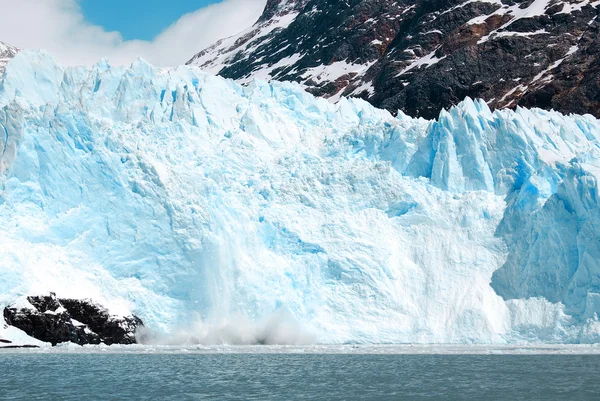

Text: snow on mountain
xmin=0 ymin=41 xmax=19 ymax=74
xmin=2 ymin=51 xmax=600 ymax=344
xmin=188 ymin=0 xmax=600 ymax=119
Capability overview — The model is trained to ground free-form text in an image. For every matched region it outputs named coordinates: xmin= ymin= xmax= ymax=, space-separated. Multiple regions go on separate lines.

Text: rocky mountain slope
xmin=188 ymin=0 xmax=600 ymax=119
xmin=0 ymin=42 xmax=18 ymax=74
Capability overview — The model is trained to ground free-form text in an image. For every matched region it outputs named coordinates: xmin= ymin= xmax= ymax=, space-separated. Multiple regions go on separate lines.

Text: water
xmin=1 ymin=348 xmax=599 ymax=400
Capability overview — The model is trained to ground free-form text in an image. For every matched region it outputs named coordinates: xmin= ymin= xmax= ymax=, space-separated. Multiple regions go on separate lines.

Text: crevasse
xmin=1 ymin=51 xmax=600 ymax=344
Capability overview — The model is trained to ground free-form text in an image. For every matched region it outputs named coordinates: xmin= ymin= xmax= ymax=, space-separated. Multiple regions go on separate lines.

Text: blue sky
xmin=0 ymin=0 xmax=265 ymax=67
xmin=81 ymin=0 xmax=222 ymax=41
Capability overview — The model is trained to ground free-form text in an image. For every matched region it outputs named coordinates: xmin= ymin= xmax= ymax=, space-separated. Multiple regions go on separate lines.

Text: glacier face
xmin=1 ymin=51 xmax=600 ymax=344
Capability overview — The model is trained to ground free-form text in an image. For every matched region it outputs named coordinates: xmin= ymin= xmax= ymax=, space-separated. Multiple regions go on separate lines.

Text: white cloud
xmin=0 ymin=0 xmax=266 ymax=67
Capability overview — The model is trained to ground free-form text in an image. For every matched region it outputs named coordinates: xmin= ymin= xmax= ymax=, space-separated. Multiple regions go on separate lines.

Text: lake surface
xmin=1 ymin=347 xmax=599 ymax=400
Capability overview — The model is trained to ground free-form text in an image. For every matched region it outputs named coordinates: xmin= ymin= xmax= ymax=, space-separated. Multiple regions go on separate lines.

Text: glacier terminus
xmin=1 ymin=51 xmax=600 ymax=345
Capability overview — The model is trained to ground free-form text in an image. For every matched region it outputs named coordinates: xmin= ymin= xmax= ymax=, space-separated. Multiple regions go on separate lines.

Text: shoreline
xmin=2 ymin=343 xmax=600 ymax=355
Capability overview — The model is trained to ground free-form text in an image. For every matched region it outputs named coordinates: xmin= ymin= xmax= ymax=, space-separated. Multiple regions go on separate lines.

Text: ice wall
xmin=1 ymin=51 xmax=600 ymax=344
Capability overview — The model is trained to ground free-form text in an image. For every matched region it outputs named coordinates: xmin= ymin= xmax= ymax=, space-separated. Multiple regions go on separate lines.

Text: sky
xmin=80 ymin=0 xmax=220 ymax=41
xmin=0 ymin=0 xmax=266 ymax=67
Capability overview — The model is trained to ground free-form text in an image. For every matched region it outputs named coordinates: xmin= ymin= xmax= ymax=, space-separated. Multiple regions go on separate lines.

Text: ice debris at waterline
xmin=1 ymin=51 xmax=600 ymax=345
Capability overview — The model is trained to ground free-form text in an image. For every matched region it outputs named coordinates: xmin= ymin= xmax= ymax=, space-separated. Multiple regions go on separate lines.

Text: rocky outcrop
xmin=3 ymin=294 xmax=143 ymax=346
xmin=0 ymin=338 xmax=40 ymax=349
xmin=0 ymin=41 xmax=18 ymax=74
xmin=188 ymin=0 xmax=600 ymax=119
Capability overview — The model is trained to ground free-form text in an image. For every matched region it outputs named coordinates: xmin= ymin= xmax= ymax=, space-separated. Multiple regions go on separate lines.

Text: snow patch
xmin=395 ymin=48 xmax=446 ymax=77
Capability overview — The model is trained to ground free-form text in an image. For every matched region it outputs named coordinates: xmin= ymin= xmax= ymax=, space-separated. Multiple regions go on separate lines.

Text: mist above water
xmin=140 ymin=310 xmax=314 ymax=346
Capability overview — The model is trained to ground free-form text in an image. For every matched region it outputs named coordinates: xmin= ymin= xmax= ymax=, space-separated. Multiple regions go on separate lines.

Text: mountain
xmin=188 ymin=0 xmax=600 ymax=119
xmin=2 ymin=51 xmax=600 ymax=344
xmin=0 ymin=41 xmax=18 ymax=73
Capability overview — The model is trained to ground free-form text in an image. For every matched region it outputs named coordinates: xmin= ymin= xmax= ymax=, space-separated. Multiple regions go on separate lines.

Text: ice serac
xmin=2 ymin=51 xmax=600 ymax=344
xmin=492 ymin=161 xmax=600 ymax=321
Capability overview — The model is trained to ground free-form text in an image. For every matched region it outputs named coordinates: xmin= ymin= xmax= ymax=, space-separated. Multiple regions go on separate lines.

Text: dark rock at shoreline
xmin=3 ymin=293 xmax=143 ymax=346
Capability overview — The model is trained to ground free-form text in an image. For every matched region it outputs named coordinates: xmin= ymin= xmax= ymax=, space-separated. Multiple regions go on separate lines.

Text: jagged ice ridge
xmin=1 ymin=51 xmax=600 ymax=344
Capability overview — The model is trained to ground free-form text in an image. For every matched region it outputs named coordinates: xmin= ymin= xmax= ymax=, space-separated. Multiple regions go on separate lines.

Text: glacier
xmin=1 ymin=51 xmax=600 ymax=344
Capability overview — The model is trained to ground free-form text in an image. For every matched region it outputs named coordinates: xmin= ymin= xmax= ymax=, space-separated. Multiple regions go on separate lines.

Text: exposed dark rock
xmin=0 ymin=41 xmax=19 ymax=74
xmin=188 ymin=0 xmax=600 ymax=119
xmin=3 ymin=293 xmax=143 ymax=346
xmin=0 ymin=345 xmax=40 ymax=349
